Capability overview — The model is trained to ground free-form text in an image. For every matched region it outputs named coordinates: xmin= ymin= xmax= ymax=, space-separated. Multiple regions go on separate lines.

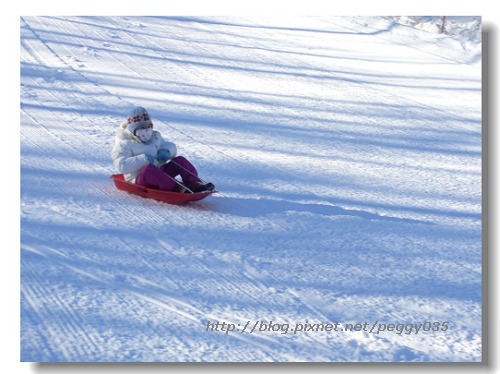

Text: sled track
xmin=22 ymin=242 xmax=297 ymax=361
xmin=22 ymin=250 xmax=106 ymax=361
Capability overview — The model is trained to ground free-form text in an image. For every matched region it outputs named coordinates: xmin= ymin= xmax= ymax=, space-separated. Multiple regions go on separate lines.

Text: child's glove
xmin=156 ymin=149 xmax=171 ymax=163
xmin=145 ymin=154 xmax=156 ymax=165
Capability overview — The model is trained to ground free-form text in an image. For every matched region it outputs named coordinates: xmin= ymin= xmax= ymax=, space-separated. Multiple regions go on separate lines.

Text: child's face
xmin=135 ymin=124 xmax=153 ymax=142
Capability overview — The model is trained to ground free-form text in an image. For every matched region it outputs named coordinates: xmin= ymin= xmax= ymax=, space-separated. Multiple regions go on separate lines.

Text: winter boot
xmin=186 ymin=181 xmax=215 ymax=193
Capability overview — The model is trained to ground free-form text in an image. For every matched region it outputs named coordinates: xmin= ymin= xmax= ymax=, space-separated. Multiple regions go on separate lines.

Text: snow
xmin=20 ymin=16 xmax=482 ymax=362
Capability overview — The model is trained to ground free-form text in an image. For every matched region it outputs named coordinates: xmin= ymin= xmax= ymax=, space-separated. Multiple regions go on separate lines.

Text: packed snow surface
xmin=20 ymin=16 xmax=482 ymax=362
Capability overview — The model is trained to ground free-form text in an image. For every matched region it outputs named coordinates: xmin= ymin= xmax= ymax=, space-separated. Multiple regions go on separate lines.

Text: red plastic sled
xmin=110 ymin=174 xmax=216 ymax=205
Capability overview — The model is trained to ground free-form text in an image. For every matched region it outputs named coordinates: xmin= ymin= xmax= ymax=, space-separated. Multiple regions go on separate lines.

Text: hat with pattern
xmin=126 ymin=106 xmax=153 ymax=134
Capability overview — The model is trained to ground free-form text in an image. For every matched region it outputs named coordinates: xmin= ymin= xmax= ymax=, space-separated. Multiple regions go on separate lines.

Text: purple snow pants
xmin=136 ymin=156 xmax=201 ymax=191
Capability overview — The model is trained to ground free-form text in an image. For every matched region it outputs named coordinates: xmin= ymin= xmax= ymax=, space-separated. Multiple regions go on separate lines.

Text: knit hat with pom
xmin=126 ymin=106 xmax=153 ymax=134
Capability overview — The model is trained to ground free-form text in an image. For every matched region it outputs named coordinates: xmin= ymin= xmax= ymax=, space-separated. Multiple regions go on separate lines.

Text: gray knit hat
xmin=126 ymin=106 xmax=153 ymax=134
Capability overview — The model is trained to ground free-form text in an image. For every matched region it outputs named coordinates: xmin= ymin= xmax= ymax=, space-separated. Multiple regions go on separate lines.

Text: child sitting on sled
xmin=112 ymin=106 xmax=214 ymax=193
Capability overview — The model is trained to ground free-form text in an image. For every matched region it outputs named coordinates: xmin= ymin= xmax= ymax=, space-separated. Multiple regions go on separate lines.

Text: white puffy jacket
xmin=111 ymin=122 xmax=177 ymax=182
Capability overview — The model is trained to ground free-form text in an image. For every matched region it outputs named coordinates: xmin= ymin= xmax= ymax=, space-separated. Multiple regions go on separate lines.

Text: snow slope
xmin=20 ymin=16 xmax=482 ymax=362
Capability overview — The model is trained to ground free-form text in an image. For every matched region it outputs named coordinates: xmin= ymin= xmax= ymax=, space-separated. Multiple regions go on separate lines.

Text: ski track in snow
xmin=20 ymin=16 xmax=482 ymax=362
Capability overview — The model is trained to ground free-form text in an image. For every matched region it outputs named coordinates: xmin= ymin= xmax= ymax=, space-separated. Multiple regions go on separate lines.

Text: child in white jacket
xmin=112 ymin=106 xmax=214 ymax=193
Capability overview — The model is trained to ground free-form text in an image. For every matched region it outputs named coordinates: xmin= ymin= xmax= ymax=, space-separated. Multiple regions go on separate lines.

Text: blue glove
xmin=156 ymin=149 xmax=171 ymax=163
xmin=145 ymin=154 xmax=155 ymax=165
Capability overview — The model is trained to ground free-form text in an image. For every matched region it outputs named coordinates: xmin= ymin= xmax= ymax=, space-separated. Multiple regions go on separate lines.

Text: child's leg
xmin=136 ymin=165 xmax=178 ymax=191
xmin=160 ymin=156 xmax=201 ymax=183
